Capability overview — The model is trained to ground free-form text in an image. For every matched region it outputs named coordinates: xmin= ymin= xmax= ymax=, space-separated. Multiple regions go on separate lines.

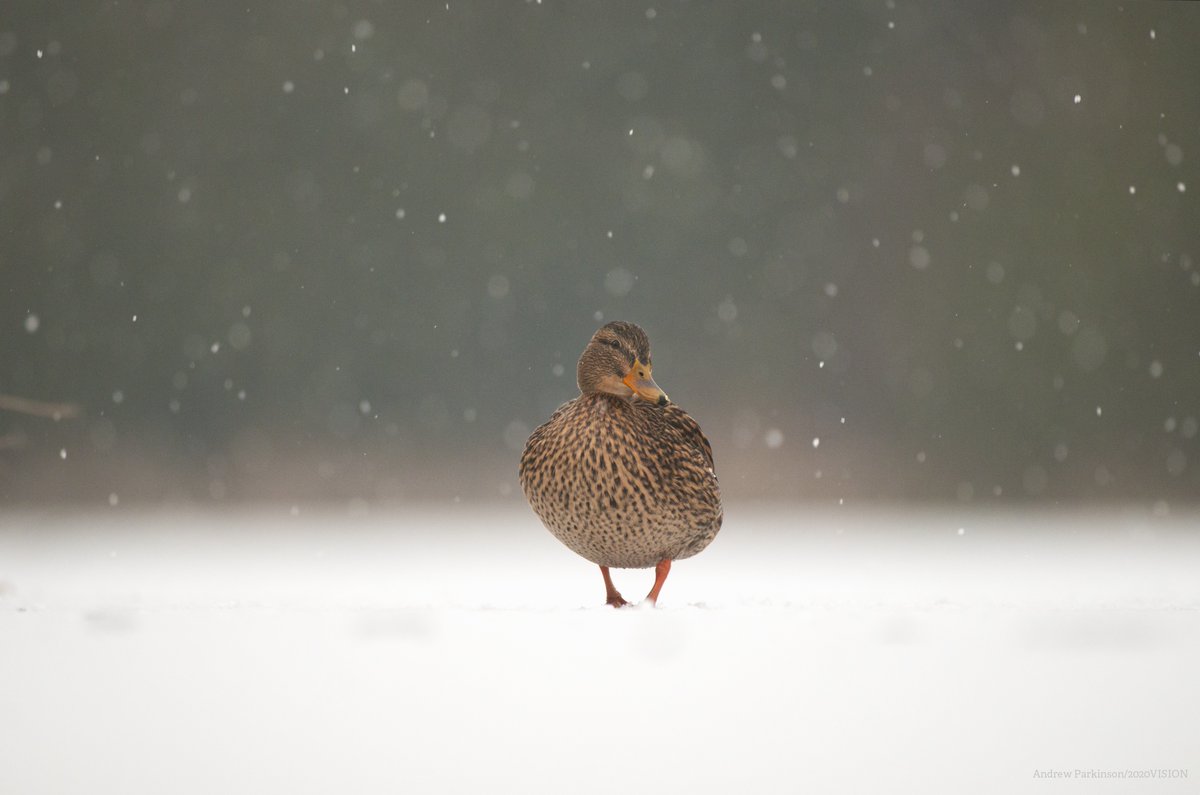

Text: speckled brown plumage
xmin=519 ymin=322 xmax=722 ymax=603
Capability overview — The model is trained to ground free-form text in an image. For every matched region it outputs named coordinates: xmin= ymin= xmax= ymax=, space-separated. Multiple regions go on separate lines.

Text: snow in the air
xmin=4 ymin=3 xmax=1198 ymax=792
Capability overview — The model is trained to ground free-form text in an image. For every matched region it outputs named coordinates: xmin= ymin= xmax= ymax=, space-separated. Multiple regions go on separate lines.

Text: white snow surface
xmin=2 ymin=506 xmax=1199 ymax=794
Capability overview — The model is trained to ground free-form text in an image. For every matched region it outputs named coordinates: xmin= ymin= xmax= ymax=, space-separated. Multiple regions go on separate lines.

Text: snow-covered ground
xmin=2 ymin=507 xmax=1198 ymax=794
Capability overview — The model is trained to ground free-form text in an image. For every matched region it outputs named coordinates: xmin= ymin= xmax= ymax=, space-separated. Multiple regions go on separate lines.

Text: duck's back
xmin=519 ymin=393 xmax=722 ymax=569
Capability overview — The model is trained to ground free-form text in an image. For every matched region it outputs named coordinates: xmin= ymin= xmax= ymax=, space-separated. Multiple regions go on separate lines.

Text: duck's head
xmin=577 ymin=320 xmax=669 ymax=406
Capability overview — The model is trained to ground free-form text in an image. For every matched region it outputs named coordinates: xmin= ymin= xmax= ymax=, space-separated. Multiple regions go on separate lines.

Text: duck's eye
xmin=604 ymin=339 xmax=621 ymax=350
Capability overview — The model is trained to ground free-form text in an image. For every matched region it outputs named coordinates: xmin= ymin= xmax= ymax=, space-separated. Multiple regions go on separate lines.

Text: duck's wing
xmin=661 ymin=403 xmax=715 ymax=471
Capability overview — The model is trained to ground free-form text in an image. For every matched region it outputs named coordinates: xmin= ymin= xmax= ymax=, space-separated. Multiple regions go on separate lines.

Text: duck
xmin=519 ymin=321 xmax=722 ymax=607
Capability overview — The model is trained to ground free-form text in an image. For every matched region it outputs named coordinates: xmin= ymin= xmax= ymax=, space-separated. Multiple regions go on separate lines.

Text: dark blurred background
xmin=1 ymin=1 xmax=1197 ymax=508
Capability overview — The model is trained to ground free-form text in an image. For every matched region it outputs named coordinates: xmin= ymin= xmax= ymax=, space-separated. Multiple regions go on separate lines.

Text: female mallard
xmin=519 ymin=321 xmax=722 ymax=607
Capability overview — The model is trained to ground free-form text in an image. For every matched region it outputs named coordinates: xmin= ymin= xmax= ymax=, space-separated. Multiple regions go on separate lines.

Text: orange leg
xmin=645 ymin=558 xmax=672 ymax=605
xmin=600 ymin=566 xmax=628 ymax=608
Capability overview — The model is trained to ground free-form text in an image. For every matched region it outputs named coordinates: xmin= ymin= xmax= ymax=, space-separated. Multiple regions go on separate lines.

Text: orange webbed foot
xmin=600 ymin=565 xmax=630 ymax=608
xmin=644 ymin=559 xmax=672 ymax=606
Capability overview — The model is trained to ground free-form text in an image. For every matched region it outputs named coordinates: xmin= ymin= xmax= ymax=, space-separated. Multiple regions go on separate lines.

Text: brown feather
xmin=520 ymin=323 xmax=722 ymax=569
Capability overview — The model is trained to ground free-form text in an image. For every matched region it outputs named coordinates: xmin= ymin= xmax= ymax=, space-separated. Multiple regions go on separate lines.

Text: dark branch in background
xmin=0 ymin=429 xmax=29 ymax=451
xmin=0 ymin=394 xmax=82 ymax=421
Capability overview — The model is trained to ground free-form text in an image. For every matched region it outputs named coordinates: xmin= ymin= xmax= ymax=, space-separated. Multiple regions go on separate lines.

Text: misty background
xmin=2 ymin=0 xmax=1197 ymax=508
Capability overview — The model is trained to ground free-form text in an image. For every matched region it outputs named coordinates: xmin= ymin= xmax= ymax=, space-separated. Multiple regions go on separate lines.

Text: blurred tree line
xmin=2 ymin=1 xmax=1197 ymax=507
